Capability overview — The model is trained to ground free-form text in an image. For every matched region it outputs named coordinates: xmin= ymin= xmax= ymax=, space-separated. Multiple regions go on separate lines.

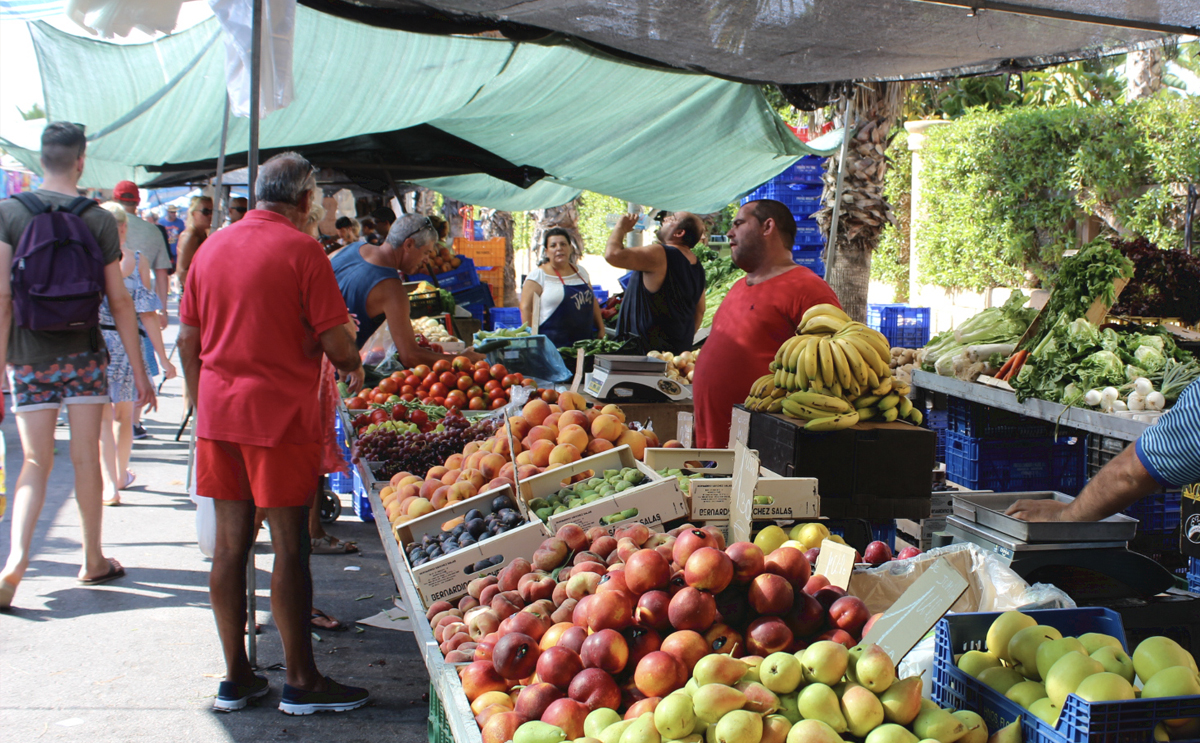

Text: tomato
xmin=346 ymin=397 xmax=368 ymax=410
xmin=413 ymin=364 xmax=431 ymax=378
xmin=469 ymin=396 xmax=487 ymax=411
xmin=488 ymin=387 xmax=508 ymax=402
xmin=430 ymin=382 xmax=449 ymax=399
xmin=522 ymin=378 xmax=537 ymax=388
xmin=409 ymin=409 xmax=429 ymax=426
xmin=455 ymin=374 xmax=472 ymax=392
xmin=541 ymin=389 xmax=559 ymax=403
xmin=369 ymin=409 xmax=390 ymax=424
xmin=421 ymin=396 xmax=436 ymax=406
xmin=490 ymin=364 xmax=508 ymax=379
xmin=434 ymin=396 xmax=446 ymax=407
xmin=472 ymin=368 xmax=491 ymax=385
xmin=419 ymin=421 xmax=436 ymax=433
xmin=357 ymin=389 xmax=372 ymax=400
xmin=511 ymin=373 xmax=524 ymax=383
xmin=401 ymin=393 xmax=416 ymax=402
xmin=446 ymin=390 xmax=468 ymax=408
xmin=372 ymin=392 xmax=391 ymax=404
xmin=387 ymin=395 xmax=401 ymax=403
xmin=432 ymin=359 xmax=451 ymax=374
xmin=401 ymin=385 xmax=416 ymax=396
xmin=501 ymin=374 xmax=517 ymax=389
xmin=467 ymin=385 xmax=484 ymax=399
xmin=484 ymin=379 xmax=502 ymax=393
xmin=490 ymin=397 xmax=507 ymax=410
xmin=377 ymin=378 xmax=398 ymax=394
xmin=404 ymin=374 xmax=420 ymax=388
xmin=452 ymin=355 xmax=472 ymax=372
xmin=423 ymin=372 xmax=438 ymax=388
xmin=474 ymin=359 xmax=490 ymax=370
xmin=439 ymin=371 xmax=458 ymax=388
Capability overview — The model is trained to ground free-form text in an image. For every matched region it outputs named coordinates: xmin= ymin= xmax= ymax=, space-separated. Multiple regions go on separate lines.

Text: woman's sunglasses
xmin=200 ymin=208 xmax=213 ymax=216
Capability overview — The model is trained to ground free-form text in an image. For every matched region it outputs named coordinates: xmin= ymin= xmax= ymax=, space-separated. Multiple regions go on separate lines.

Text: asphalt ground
xmin=0 ymin=318 xmax=431 ymax=743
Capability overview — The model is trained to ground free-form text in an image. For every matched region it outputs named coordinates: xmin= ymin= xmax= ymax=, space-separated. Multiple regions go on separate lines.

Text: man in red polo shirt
xmin=178 ymin=153 xmax=368 ymax=715
xmin=693 ymin=200 xmax=841 ymax=448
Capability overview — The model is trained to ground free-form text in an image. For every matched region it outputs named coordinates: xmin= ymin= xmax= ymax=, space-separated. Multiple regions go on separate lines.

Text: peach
xmin=625 ymin=697 xmax=661 ymax=720
xmin=514 ymin=682 xmax=563 ymax=721
xmin=441 ymin=468 xmax=462 ymax=485
xmin=481 ymin=711 xmax=526 ymax=743
xmin=634 ymin=590 xmax=672 ymax=633
xmin=544 ymin=412 xmax=562 ymax=430
xmin=616 ymin=430 xmax=647 ymax=459
xmin=541 ymin=698 xmax=588 ymax=740
xmin=585 ymin=438 xmax=614 ymax=456
xmin=704 ymin=622 xmax=745 ymax=657
xmin=516 ymin=464 xmax=540 ymax=480
xmin=506 ymin=417 xmax=532 ymax=441
xmin=726 ymin=542 xmax=766 ymax=584
xmin=667 ymin=587 xmax=717 ymax=632
xmin=660 ymin=629 xmax=709 ymax=670
xmin=549 ymin=443 xmax=582 ymax=466
xmin=590 ymin=535 xmax=618 ymax=559
xmin=430 ymin=486 xmax=452 ymax=510
xmin=600 ymin=404 xmax=626 ymax=423
xmin=523 ymin=399 xmax=552 ymax=425
xmin=663 ymin=439 xmax=683 ymax=448
xmin=559 ymin=410 xmax=589 ymax=430
xmin=624 ymin=549 xmax=671 ymax=594
xmin=463 ymin=441 xmax=482 ymax=457
xmin=556 ymin=523 xmax=589 ymax=552
xmin=407 ymin=498 xmax=434 ymax=518
xmin=684 ymin=547 xmax=734 ymax=593
xmin=444 ymin=453 xmax=465 ymax=470
xmin=492 ymin=436 xmax=513 ymax=457
xmin=764 ymin=546 xmax=812 ymax=588
xmin=459 ymin=468 xmax=486 ymax=490
xmin=460 ymin=660 xmax=509 ymax=702
xmin=479 ymin=453 xmax=506 ymax=479
xmin=498 ymin=462 xmax=515 ymax=481
xmin=471 ymin=690 xmax=514 ymax=716
xmin=642 ymin=430 xmax=660 ymax=448
xmin=474 ymin=703 xmax=510 ymax=730
xmin=486 ymin=477 xmax=514 ymax=492
xmin=580 ymin=628 xmax=629 ymax=674
xmin=590 ymin=414 xmax=622 ymax=442
xmin=529 ymin=440 xmax=555 ymax=467
xmin=515 ymin=451 xmax=534 ymax=466
xmin=420 ymin=478 xmax=442 ymax=500
xmin=479 ymin=584 xmax=502 ymax=606
xmin=746 ymin=616 xmax=794 ymax=656
xmin=672 ymin=528 xmax=719 ymax=566
xmin=557 ymin=625 xmax=588 ymax=654
xmin=586 ymin=589 xmax=633 ymax=632
xmin=558 ymin=391 xmax=587 ymax=411
xmin=556 ymin=424 xmax=589 ymax=452
xmin=492 ymin=632 xmax=541 ymax=680
xmin=701 ymin=525 xmax=726 ymax=550
xmin=748 ymin=573 xmax=794 ymax=616
xmin=428 ymin=465 xmax=449 ymax=480
xmin=634 ymin=650 xmax=686 ymax=698
xmin=567 ymin=667 xmax=622 ymax=712
xmin=540 ymin=622 xmax=575 ymax=652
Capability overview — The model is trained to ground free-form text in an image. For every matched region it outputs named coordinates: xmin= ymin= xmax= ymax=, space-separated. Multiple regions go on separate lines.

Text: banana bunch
xmin=742 ymin=373 xmax=786 ymax=412
xmin=764 ymin=304 xmax=924 ymax=429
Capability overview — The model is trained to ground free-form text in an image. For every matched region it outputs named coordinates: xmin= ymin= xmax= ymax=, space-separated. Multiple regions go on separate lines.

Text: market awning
xmin=301 ymin=0 xmax=1199 ymax=86
xmin=0 ymin=5 xmax=839 ymax=212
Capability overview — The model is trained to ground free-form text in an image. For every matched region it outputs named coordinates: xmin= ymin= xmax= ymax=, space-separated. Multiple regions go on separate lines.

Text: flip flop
xmin=78 ymin=558 xmax=125 ymax=586
xmin=102 ymin=496 xmax=121 ymax=507
xmin=120 ymin=471 xmax=137 ymax=490
xmin=310 ymin=535 xmax=359 ymax=555
xmin=311 ymin=608 xmax=345 ymax=631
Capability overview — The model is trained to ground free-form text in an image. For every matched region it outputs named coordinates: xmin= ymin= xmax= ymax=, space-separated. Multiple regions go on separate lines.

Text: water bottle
xmin=605 ymin=213 xmax=647 ymax=231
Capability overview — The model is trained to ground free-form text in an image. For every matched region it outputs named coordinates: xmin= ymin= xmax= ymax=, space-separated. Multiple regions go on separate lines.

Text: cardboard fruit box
xmin=402 ymin=519 xmax=550 ymax=608
xmin=392 ymin=483 xmax=524 ymax=546
xmin=644 ymin=447 xmax=819 ymax=521
xmin=518 ymin=445 xmax=687 ymax=535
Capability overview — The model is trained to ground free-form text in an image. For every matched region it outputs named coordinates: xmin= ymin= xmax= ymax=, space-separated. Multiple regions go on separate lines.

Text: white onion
xmin=1112 ymin=399 xmax=1128 ymax=411
xmin=1084 ymin=389 xmax=1102 ymax=406
xmin=1127 ymin=393 xmax=1145 ymax=411
xmin=1145 ymin=391 xmax=1166 ymax=411
xmin=1101 ymin=387 xmax=1120 ymax=405
xmin=1134 ymin=377 xmax=1154 ymax=396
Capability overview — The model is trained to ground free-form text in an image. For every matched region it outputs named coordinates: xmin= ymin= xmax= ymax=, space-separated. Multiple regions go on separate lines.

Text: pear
xmin=880 ymin=676 xmax=924 ymax=726
xmin=761 ymin=652 xmax=804 ymax=695
xmin=1074 ymin=672 xmax=1136 ymax=702
xmin=846 ymin=645 xmax=867 ymax=683
xmin=1078 ymin=633 xmax=1123 ymax=655
xmin=1153 ymin=723 xmax=1170 ymax=742
xmin=1141 ymin=666 xmax=1200 ymax=700
xmin=921 ymin=699 xmax=942 ymax=713
xmin=588 ymin=711 xmax=625 ymax=739
xmin=599 ymin=721 xmax=637 ymax=743
xmin=741 ymin=657 xmax=763 ymax=684
xmin=1028 ymin=698 xmax=1059 ymax=725
xmin=656 ymin=693 xmax=697 ymax=740
xmin=797 ymin=683 xmax=848 ymax=733
xmin=957 ymin=651 xmax=1001 ymax=679
xmin=953 ymin=710 xmax=988 ymax=743
xmin=695 ymin=655 xmax=750 ymax=687
xmin=801 ymin=641 xmax=850 ymax=686
xmin=865 ymin=724 xmax=920 ymax=743
xmin=778 ymin=692 xmax=802 ymax=724
xmin=986 ymin=611 xmax=1036 ymax=664
xmin=1045 ymin=651 xmax=1104 ymax=707
xmin=517 ymin=722 xmax=569 ymax=743
xmin=714 ymin=710 xmax=762 ymax=743
xmin=840 ymin=684 xmax=885 ymax=737
xmin=831 ymin=680 xmax=863 ymax=700
xmin=684 ymin=678 xmax=700 ymax=696
xmin=735 ymin=681 xmax=781 ymax=715
xmin=985 ymin=719 xmax=1020 ymax=743
xmin=1036 ymin=637 xmax=1087 ymax=682
xmin=977 ymin=667 xmax=1024 ymax=695
xmin=1008 ymin=625 xmax=1062 ymax=679
xmin=693 ymin=685 xmax=748 ymax=725
xmin=761 ymin=715 xmax=792 ymax=743
xmin=912 ymin=707 xmax=968 ymax=743
xmin=1004 ymin=680 xmax=1047 ymax=708
xmin=1165 ymin=719 xmax=1200 ymax=739
xmin=665 ymin=737 xmax=704 ymax=743
xmin=706 ymin=723 xmax=718 ymax=743
xmin=620 ymin=714 xmax=660 ymax=743
xmin=856 ymin=645 xmax=896 ymax=693
xmin=785 ymin=720 xmax=845 ymax=743
xmin=1133 ymin=637 xmax=1197 ymax=684
xmin=1091 ymin=646 xmax=1135 ymax=684
xmin=754 ymin=525 xmax=789 ymax=554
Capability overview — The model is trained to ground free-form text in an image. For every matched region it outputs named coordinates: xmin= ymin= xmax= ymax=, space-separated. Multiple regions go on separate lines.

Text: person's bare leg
xmin=0 ymin=408 xmax=60 ymax=595
xmin=263 ymin=504 xmax=324 ymax=691
xmin=308 ymin=484 xmax=327 ymax=541
xmin=113 ymin=401 xmax=134 ymax=479
xmin=66 ymin=402 xmax=112 ymax=580
xmin=99 ymin=404 xmax=121 ymax=504
xmin=211 ymin=498 xmax=256 ymax=685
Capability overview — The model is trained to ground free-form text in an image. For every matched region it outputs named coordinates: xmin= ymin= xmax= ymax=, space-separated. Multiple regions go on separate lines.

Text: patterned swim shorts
xmin=8 ymin=350 xmax=110 ymax=412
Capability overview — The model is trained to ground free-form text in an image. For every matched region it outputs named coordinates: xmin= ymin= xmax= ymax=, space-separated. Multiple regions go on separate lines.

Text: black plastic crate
xmin=409 ymin=291 xmax=445 ymax=319
xmin=948 ymin=396 xmax=1055 ymax=439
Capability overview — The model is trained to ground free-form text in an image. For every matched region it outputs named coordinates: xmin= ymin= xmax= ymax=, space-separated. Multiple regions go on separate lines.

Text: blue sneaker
xmin=279 ymin=676 xmax=369 ymax=715
xmin=213 ymin=675 xmax=269 ymax=712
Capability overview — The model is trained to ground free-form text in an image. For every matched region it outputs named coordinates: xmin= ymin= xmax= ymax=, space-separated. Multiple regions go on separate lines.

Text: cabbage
xmin=1134 ymin=344 xmax=1167 ymax=373
xmin=1078 ymin=350 xmax=1126 ymax=390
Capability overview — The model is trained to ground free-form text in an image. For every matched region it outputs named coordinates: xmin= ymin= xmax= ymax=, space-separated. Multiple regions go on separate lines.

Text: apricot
xmin=591 ymin=414 xmax=622 ymax=442
xmin=523 ymin=399 xmax=552 ymax=426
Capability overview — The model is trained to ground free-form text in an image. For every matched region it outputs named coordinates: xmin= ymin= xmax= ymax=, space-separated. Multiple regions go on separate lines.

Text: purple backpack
xmin=10 ymin=192 xmax=106 ymax=332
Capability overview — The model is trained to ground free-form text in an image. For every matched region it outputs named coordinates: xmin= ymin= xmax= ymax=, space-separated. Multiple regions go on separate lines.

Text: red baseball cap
xmin=113 ymin=181 xmax=140 ymax=203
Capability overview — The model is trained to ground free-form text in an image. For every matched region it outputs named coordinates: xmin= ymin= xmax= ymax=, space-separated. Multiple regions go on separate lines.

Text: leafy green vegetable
xmin=1021 ymin=238 xmax=1134 ymax=352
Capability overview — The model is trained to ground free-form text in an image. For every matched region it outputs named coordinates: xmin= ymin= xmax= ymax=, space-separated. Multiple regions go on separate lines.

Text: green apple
xmin=1036 ymin=637 xmax=1087 ymax=682
xmin=1091 ymin=646 xmax=1135 ymax=684
xmin=986 ymin=611 xmax=1036 ymax=664
xmin=1074 ymin=672 xmax=1136 ymax=702
xmin=977 ymin=667 xmax=1024 ymax=695
xmin=1133 ymin=637 xmax=1198 ymax=685
xmin=1078 ymin=633 xmax=1123 ymax=655
xmin=957 ymin=651 xmax=1001 ymax=679
xmin=1029 ymin=698 xmax=1060 ymax=725
xmin=1009 ymin=625 xmax=1062 ymax=679
xmin=1004 ymin=680 xmax=1047 ymax=708
xmin=1045 ymin=651 xmax=1104 ymax=707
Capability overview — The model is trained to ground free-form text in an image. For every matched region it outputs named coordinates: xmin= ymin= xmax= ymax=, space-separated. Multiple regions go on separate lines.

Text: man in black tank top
xmin=605 ymin=211 xmax=707 ymax=355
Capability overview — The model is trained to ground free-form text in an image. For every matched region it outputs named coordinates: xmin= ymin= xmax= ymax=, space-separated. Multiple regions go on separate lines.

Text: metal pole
xmin=212 ymin=94 xmax=231 ymax=228
xmin=824 ymin=94 xmax=855 ymax=269
xmin=247 ymin=0 xmax=263 ymax=211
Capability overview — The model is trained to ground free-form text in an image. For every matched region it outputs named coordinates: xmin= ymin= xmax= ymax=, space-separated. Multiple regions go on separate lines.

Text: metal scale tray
xmin=951 ymin=491 xmax=1139 ymax=543
xmin=594 ymin=355 xmax=667 ymax=374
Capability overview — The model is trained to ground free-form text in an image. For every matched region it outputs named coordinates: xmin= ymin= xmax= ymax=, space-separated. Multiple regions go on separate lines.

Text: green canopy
xmin=4 ymin=5 xmax=840 ymax=212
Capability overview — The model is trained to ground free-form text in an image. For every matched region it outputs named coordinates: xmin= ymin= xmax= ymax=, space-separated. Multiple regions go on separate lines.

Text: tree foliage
xmin=872 ymin=129 xmax=911 ymax=300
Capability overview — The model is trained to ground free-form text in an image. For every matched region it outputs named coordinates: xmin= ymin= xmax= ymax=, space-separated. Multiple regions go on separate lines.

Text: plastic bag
xmin=189 ymin=457 xmax=216 ymax=558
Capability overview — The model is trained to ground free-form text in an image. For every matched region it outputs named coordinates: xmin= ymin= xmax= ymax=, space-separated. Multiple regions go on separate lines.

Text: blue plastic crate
xmin=948 ymin=396 xmax=1055 ymax=439
xmin=1191 ymin=558 xmax=1200 ymax=593
xmin=933 ymin=608 xmax=1200 ymax=743
xmin=743 ymin=182 xmax=824 ymax=219
xmin=1124 ymin=491 xmax=1182 ymax=534
xmin=792 ymin=250 xmax=825 ymax=276
xmin=793 ymin=219 xmax=826 ymax=246
xmin=593 ymin=286 xmax=609 ymax=304
xmin=431 ymin=256 xmax=480 ymax=294
xmin=775 ymin=156 xmax=826 ymax=184
xmin=329 ymin=469 xmax=353 ymax=495
xmin=618 ymin=271 xmax=635 ymax=290
xmin=945 ymin=431 xmax=1087 ymax=494
xmin=491 ymin=306 xmax=522 ymax=330
xmin=925 ymin=408 xmax=951 ymax=463
xmin=351 ymin=468 xmax=373 ymax=522
xmin=867 ymin=304 xmax=931 ymax=348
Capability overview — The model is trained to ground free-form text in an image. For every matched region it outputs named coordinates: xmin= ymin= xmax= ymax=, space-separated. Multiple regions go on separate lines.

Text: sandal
xmin=78 ymin=558 xmax=125 ymax=586
xmin=103 ymin=495 xmax=121 ymax=507
xmin=310 ymin=535 xmax=359 ymax=555
xmin=311 ymin=608 xmax=345 ymax=631
xmin=120 ymin=471 xmax=137 ymax=490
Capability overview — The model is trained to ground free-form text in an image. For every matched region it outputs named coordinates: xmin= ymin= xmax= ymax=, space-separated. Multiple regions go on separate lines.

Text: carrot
xmin=1001 ymin=350 xmax=1029 ymax=381
xmin=995 ymin=353 xmax=1017 ymax=380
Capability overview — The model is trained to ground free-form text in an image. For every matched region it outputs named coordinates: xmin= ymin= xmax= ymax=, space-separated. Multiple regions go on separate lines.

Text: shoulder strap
xmin=66 ymin=196 xmax=96 ymax=216
xmin=12 ymin=192 xmax=49 ymax=216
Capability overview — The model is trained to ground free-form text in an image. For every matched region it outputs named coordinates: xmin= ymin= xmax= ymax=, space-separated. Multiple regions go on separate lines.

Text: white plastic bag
xmin=189 ymin=443 xmax=216 ymax=558
xmin=208 ymin=0 xmax=296 ymax=118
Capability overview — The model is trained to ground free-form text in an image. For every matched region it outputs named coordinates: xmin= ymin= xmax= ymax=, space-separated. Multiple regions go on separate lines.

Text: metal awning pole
xmin=212 ymin=94 xmax=231 ymax=228
xmin=824 ymin=94 xmax=855 ymax=268
xmin=245 ymin=0 xmax=264 ymax=669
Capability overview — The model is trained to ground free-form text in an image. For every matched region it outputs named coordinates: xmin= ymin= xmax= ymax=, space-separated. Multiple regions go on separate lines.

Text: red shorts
xmin=196 ymin=437 xmax=322 ymax=508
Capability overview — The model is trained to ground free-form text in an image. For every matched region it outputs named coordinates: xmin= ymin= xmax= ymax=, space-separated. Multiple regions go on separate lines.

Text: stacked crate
xmin=741 ymin=156 xmax=827 ymax=276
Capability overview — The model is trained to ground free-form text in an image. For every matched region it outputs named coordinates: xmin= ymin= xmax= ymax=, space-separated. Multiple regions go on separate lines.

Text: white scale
xmin=585 ymin=354 xmax=693 ymax=403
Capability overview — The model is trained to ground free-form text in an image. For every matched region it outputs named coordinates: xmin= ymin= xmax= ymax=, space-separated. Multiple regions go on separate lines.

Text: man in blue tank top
xmin=330 ymin=213 xmax=484 ymax=366
xmin=605 ymin=211 xmax=707 ymax=355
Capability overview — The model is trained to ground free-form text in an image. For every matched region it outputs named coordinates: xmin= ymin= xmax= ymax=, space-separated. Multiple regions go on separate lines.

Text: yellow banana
xmin=857 ymin=406 xmax=879 ymax=421
xmin=767 ymin=398 xmax=784 ymax=413
xmin=831 ymin=381 xmax=843 ymax=399
xmin=893 ymin=382 xmax=912 ymax=396
xmin=841 ymin=333 xmax=888 ymax=379
xmin=837 ymin=321 xmax=871 ymax=336
xmin=785 ymin=335 xmax=814 ymax=371
xmin=802 ymin=315 xmax=848 ymax=336
xmin=782 ymin=400 xmax=829 ymax=420
xmin=855 ymin=394 xmax=881 ymax=409
xmin=772 ymin=386 xmax=787 ymax=399
xmin=877 ymin=393 xmax=901 ymax=411
xmin=795 ymin=360 xmax=809 ymax=392
xmin=852 ymin=327 xmax=892 ymax=361
xmin=898 ymin=396 xmax=913 ymax=417
xmin=800 ymin=303 xmax=851 ymax=326
xmin=845 ymin=376 xmax=862 ymax=399
xmin=908 ymin=408 xmax=924 ymax=425
xmin=804 ymin=410 xmax=861 ymax=431
xmin=827 ymin=339 xmax=854 ymax=390
xmin=866 ymin=367 xmax=881 ymax=391
xmin=778 ymin=336 xmax=804 ymax=370
xmin=808 ymin=377 xmax=826 ymax=393
xmin=802 ymin=340 xmax=819 ymax=383
xmin=882 ymin=407 xmax=899 ymax=422
xmin=817 ymin=338 xmax=835 ymax=387
xmin=872 ymin=377 xmax=894 ymax=396
xmin=835 ymin=338 xmax=869 ymax=388
xmin=773 ymin=369 xmax=785 ymax=391
xmin=784 ymin=371 xmax=796 ymax=391
xmin=787 ymin=390 xmax=853 ymax=414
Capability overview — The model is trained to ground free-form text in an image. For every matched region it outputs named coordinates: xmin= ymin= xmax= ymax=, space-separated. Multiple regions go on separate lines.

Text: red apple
xmin=667 ymin=587 xmax=717 ymax=632
xmin=556 ymin=625 xmax=588 ymax=655
xmin=541 ymin=698 xmax=588 ymax=739
xmin=746 ymin=615 xmax=795 ymax=656
xmin=586 ymin=590 xmax=633 ymax=632
xmin=634 ymin=590 xmax=673 ymax=633
xmin=814 ymin=586 xmax=847 ymax=611
xmin=725 ymin=541 xmax=766 ymax=584
xmin=804 ymin=574 xmax=831 ymax=595
xmin=514 ymin=682 xmax=563 ymax=721
xmin=491 ymin=633 xmax=540 ymax=681
xmin=580 ymin=628 xmax=630 ymax=674
xmin=661 ymin=629 xmax=709 ymax=671
xmin=623 ymin=625 xmax=663 ymax=668
xmin=672 ymin=528 xmax=720 ymax=567
xmin=624 ymin=549 xmax=671 ymax=594
xmin=634 ymin=650 xmax=687 ymax=697
xmin=684 ymin=547 xmax=734 ymax=593
xmin=783 ymin=590 xmax=826 ymax=638
xmin=828 ymin=595 xmax=870 ymax=636
xmin=863 ymin=540 xmax=893 ymax=566
xmin=817 ymin=628 xmax=857 ymax=649
xmin=897 ymin=547 xmax=922 ymax=560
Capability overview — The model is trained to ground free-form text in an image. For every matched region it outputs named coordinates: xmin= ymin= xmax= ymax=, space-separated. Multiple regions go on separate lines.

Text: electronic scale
xmin=585 ymin=355 xmax=693 ymax=403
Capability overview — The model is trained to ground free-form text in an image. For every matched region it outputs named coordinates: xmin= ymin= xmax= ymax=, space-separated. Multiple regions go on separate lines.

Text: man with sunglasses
xmin=228 ymin=197 xmax=248 ymax=226
xmin=331 ymin=213 xmax=485 ymax=367
xmin=113 ymin=181 xmax=172 ymax=330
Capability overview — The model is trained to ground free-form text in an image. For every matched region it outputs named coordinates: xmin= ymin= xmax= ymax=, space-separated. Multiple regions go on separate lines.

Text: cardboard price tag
xmin=814 ymin=539 xmax=857 ymax=589
xmin=728 ymin=407 xmax=751 ymax=448
xmin=860 ymin=557 xmax=970 ymax=664
xmin=570 ymin=348 xmax=586 ymax=394
xmin=677 ymin=411 xmax=694 ymax=448
xmin=728 ymin=442 xmax=759 ymax=544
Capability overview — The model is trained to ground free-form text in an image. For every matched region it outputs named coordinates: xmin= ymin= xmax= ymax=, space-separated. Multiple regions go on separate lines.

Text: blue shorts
xmin=8 ymin=350 xmax=110 ymax=412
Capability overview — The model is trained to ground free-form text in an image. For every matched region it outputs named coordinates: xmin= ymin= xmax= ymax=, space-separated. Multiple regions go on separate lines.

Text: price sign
xmin=814 ymin=539 xmax=857 ymax=590
xmin=728 ymin=442 xmax=759 ymax=544
xmin=861 ymin=557 xmax=969 ymax=664
xmin=570 ymin=349 xmax=586 ymax=394
xmin=677 ymin=412 xmax=694 ymax=448
xmin=728 ymin=407 xmax=751 ymax=448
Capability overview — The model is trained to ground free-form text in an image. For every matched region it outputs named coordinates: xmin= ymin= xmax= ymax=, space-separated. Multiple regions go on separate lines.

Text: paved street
xmin=0 ymin=322 xmax=430 ymax=743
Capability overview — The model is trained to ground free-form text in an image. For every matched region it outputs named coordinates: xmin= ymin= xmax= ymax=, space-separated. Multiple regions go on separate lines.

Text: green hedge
xmin=914 ymin=99 xmax=1200 ymax=293
xmin=873 ymin=130 xmax=912 ymax=300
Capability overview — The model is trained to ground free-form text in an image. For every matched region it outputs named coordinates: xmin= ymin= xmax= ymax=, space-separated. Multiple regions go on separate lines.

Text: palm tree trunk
xmin=532 ymin=199 xmax=584 ymax=263
xmin=479 ymin=209 xmax=516 ymax=306
xmin=1127 ymin=48 xmax=1165 ymax=100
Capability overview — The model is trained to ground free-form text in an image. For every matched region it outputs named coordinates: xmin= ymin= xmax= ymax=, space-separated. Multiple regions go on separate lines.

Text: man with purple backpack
xmin=0 ymin=122 xmax=156 ymax=611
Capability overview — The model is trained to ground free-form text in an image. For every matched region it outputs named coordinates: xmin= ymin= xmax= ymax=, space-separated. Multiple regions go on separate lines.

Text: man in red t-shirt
xmin=693 ymin=200 xmax=841 ymax=448
xmin=178 ymin=153 xmax=369 ymax=715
